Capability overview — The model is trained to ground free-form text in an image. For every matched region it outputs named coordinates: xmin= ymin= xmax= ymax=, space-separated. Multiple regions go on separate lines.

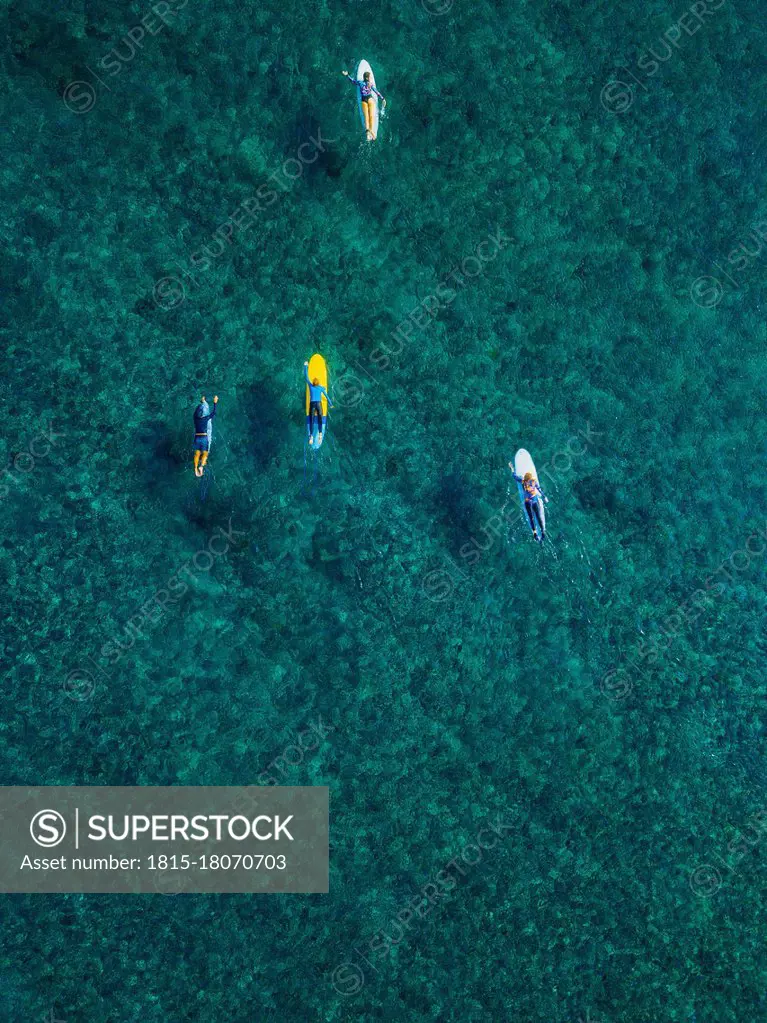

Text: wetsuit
xmin=193 ymin=401 xmax=216 ymax=451
xmin=304 ymin=366 xmax=332 ymax=435
xmin=512 ymin=473 xmax=546 ymax=535
xmin=348 ymin=77 xmax=384 ymax=102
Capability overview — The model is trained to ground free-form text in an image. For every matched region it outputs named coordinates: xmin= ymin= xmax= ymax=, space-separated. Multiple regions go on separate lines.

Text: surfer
xmin=304 ymin=362 xmax=333 ymax=446
xmin=342 ymin=68 xmax=386 ymax=141
xmin=193 ymin=395 xmax=218 ymax=477
xmin=509 ymin=464 xmax=548 ymax=541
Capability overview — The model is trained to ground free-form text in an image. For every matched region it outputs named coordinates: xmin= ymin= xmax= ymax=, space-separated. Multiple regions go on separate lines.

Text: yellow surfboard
xmin=305 ymin=353 xmax=328 ymax=417
xmin=305 ymin=353 xmax=329 ymax=447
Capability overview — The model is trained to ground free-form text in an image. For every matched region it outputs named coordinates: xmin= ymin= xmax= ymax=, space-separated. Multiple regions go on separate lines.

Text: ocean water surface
xmin=2 ymin=0 xmax=767 ymax=1019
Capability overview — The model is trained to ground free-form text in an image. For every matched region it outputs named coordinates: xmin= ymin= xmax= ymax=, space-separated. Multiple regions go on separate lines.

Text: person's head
xmin=524 ymin=472 xmax=534 ymax=483
xmin=363 ymin=71 xmax=371 ymax=82
xmin=313 ymin=377 xmax=319 ymax=386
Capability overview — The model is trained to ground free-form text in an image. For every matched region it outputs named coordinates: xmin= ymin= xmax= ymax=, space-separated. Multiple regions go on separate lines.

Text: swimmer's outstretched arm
xmin=303 ymin=363 xmax=333 ymax=406
xmin=342 ymin=70 xmax=385 ymax=103
xmin=197 ymin=395 xmax=218 ymax=424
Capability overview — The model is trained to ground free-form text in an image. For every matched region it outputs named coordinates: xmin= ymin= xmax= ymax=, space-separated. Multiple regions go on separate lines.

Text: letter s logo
xmin=30 ymin=809 xmax=67 ymax=847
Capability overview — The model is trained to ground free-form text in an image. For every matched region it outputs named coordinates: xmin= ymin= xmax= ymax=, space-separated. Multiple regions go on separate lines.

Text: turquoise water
xmin=3 ymin=0 xmax=767 ymax=1018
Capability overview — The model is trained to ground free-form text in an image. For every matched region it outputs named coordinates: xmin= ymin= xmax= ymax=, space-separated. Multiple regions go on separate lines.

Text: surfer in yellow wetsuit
xmin=342 ymin=69 xmax=386 ymax=141
xmin=509 ymin=465 xmax=548 ymax=541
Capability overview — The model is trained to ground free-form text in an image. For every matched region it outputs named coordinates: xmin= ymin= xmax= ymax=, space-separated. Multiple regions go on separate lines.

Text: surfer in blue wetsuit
xmin=193 ymin=395 xmax=218 ymax=477
xmin=508 ymin=464 xmax=548 ymax=541
xmin=342 ymin=69 xmax=386 ymax=141
xmin=304 ymin=362 xmax=333 ymax=446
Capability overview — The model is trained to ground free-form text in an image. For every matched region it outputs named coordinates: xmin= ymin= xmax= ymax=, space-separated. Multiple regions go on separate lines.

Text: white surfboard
xmin=355 ymin=59 xmax=379 ymax=140
xmin=514 ymin=448 xmax=546 ymax=539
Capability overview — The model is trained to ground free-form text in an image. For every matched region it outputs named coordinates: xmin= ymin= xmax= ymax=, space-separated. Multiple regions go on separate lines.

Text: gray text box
xmin=0 ymin=787 xmax=328 ymax=893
